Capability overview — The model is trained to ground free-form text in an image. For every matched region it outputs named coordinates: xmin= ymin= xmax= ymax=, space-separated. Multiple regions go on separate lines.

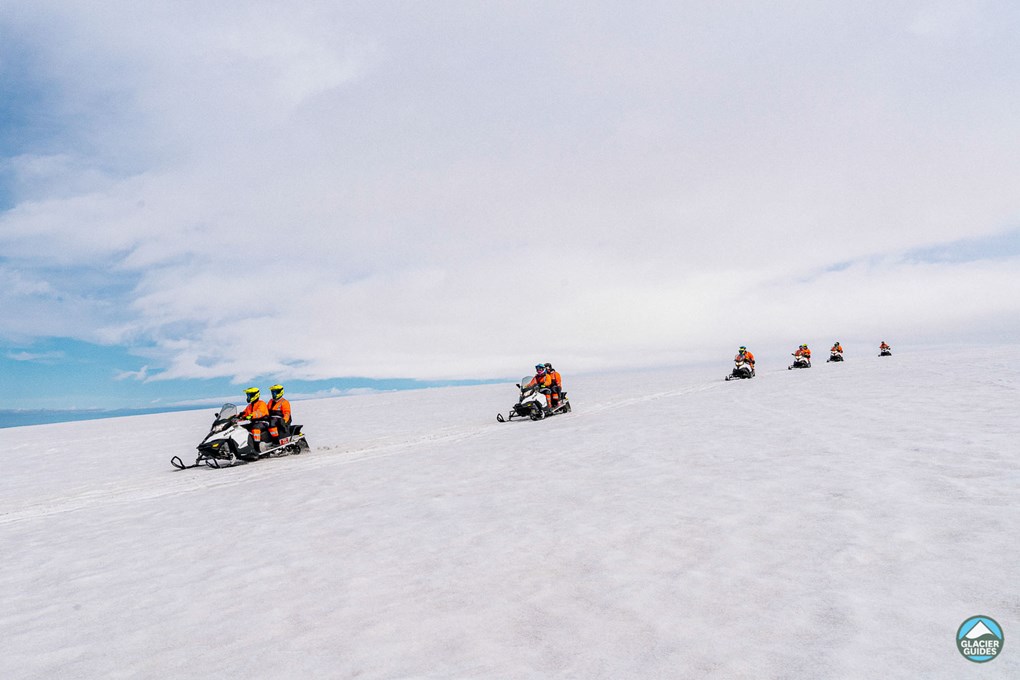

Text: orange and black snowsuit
xmin=241 ymin=399 xmax=269 ymax=420
xmin=267 ymin=397 xmax=292 ymax=440
xmin=240 ymin=399 xmax=270 ymax=443
xmin=546 ymin=369 xmax=563 ymax=406
xmin=831 ymin=343 xmax=843 ymax=354
xmin=735 ymin=351 xmax=755 ymax=366
xmin=794 ymin=347 xmax=811 ymax=360
xmin=526 ymin=372 xmax=555 ymax=408
xmin=879 ymin=342 xmax=890 ymax=350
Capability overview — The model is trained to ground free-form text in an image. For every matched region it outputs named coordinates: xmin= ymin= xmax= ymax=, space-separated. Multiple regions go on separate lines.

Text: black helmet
xmin=544 ymin=363 xmax=553 ymax=371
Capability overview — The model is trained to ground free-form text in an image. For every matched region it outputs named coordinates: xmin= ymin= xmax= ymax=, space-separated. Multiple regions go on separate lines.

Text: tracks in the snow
xmin=0 ymin=380 xmax=726 ymax=526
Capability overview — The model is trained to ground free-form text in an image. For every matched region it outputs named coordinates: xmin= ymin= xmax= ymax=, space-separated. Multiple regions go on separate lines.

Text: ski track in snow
xmin=0 ymin=426 xmax=484 ymax=525
xmin=0 ymin=379 xmax=727 ymax=526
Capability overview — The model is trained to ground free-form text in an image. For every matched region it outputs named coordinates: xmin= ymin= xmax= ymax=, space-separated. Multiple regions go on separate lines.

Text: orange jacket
xmin=795 ymin=348 xmax=811 ymax=358
xmin=241 ymin=400 xmax=269 ymax=420
xmin=879 ymin=342 xmax=890 ymax=350
xmin=547 ymin=370 xmax=562 ymax=388
xmin=831 ymin=344 xmax=843 ymax=353
xmin=735 ymin=351 xmax=755 ymax=364
xmin=526 ymin=373 xmax=553 ymax=389
xmin=268 ymin=397 xmax=291 ymax=424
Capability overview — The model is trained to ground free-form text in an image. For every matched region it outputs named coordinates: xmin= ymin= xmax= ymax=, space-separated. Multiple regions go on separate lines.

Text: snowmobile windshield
xmin=521 ymin=377 xmax=537 ymax=393
xmin=216 ymin=403 xmax=239 ymax=422
xmin=208 ymin=404 xmax=238 ymax=434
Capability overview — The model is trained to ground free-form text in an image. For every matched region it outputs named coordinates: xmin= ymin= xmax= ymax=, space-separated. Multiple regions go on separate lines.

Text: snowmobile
xmin=879 ymin=348 xmax=892 ymax=357
xmin=171 ymin=403 xmax=310 ymax=470
xmin=725 ymin=358 xmax=755 ymax=381
xmin=788 ymin=354 xmax=811 ymax=370
xmin=827 ymin=351 xmax=844 ymax=363
xmin=496 ymin=378 xmax=571 ymax=422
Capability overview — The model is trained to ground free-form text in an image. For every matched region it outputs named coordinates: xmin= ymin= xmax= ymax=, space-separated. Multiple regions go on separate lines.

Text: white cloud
xmin=113 ymin=365 xmax=150 ymax=381
xmin=2 ymin=1 xmax=1020 ymax=379
xmin=6 ymin=350 xmax=65 ymax=363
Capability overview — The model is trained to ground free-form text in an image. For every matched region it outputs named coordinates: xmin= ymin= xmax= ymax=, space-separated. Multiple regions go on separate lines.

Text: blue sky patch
xmin=902 ymin=228 xmax=1020 ymax=264
xmin=0 ymin=337 xmax=502 ymax=417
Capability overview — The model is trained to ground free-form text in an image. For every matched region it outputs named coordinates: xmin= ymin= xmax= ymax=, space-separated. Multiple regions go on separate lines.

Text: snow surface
xmin=1 ymin=347 xmax=1018 ymax=679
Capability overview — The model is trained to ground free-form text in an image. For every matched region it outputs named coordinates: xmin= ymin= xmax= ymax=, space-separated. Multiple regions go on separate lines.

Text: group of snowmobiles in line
xmin=726 ymin=341 xmax=892 ymax=381
xmin=171 ymin=384 xmax=310 ymax=470
xmin=174 ymin=340 xmax=893 ymax=468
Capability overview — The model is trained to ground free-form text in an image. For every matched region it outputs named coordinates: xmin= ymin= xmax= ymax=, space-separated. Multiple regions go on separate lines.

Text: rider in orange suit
xmin=544 ymin=363 xmax=562 ymax=407
xmin=526 ymin=364 xmax=555 ymax=408
xmin=266 ymin=384 xmax=292 ymax=441
xmin=735 ymin=346 xmax=755 ymax=370
xmin=240 ymin=387 xmax=270 ymax=445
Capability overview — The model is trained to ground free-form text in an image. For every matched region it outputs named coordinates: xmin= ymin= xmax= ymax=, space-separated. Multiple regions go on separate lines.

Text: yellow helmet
xmin=244 ymin=387 xmax=260 ymax=403
xmin=270 ymin=384 xmax=284 ymax=399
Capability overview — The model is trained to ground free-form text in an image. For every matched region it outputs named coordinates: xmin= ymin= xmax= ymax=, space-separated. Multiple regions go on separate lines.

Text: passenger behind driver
xmin=266 ymin=383 xmax=292 ymax=442
xmin=544 ymin=363 xmax=562 ymax=407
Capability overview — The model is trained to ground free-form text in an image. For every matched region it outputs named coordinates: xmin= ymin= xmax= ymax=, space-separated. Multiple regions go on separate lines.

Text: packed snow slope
xmin=1 ymin=347 xmax=1017 ymax=679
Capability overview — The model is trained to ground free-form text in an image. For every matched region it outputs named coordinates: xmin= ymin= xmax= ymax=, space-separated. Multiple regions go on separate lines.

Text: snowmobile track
xmin=1 ymin=378 xmax=734 ymax=526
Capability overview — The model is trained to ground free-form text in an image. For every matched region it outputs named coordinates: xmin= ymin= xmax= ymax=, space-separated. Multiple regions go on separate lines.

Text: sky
xmin=2 ymin=349 xmax=1018 ymax=677
xmin=2 ymin=1 xmax=1020 ymax=410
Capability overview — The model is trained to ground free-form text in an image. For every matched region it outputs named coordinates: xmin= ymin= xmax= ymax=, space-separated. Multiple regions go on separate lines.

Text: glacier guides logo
xmin=957 ymin=615 xmax=1004 ymax=663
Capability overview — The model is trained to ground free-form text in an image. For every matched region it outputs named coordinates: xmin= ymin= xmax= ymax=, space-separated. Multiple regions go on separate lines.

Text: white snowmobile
xmin=725 ymin=358 xmax=755 ymax=381
xmin=171 ymin=403 xmax=310 ymax=470
xmin=496 ymin=377 xmax=571 ymax=422
xmin=827 ymin=351 xmax=844 ymax=363
xmin=788 ymin=353 xmax=811 ymax=370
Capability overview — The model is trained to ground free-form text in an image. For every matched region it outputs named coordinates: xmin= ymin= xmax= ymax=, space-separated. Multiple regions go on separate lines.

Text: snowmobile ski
xmin=170 ymin=456 xmax=203 ymax=470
